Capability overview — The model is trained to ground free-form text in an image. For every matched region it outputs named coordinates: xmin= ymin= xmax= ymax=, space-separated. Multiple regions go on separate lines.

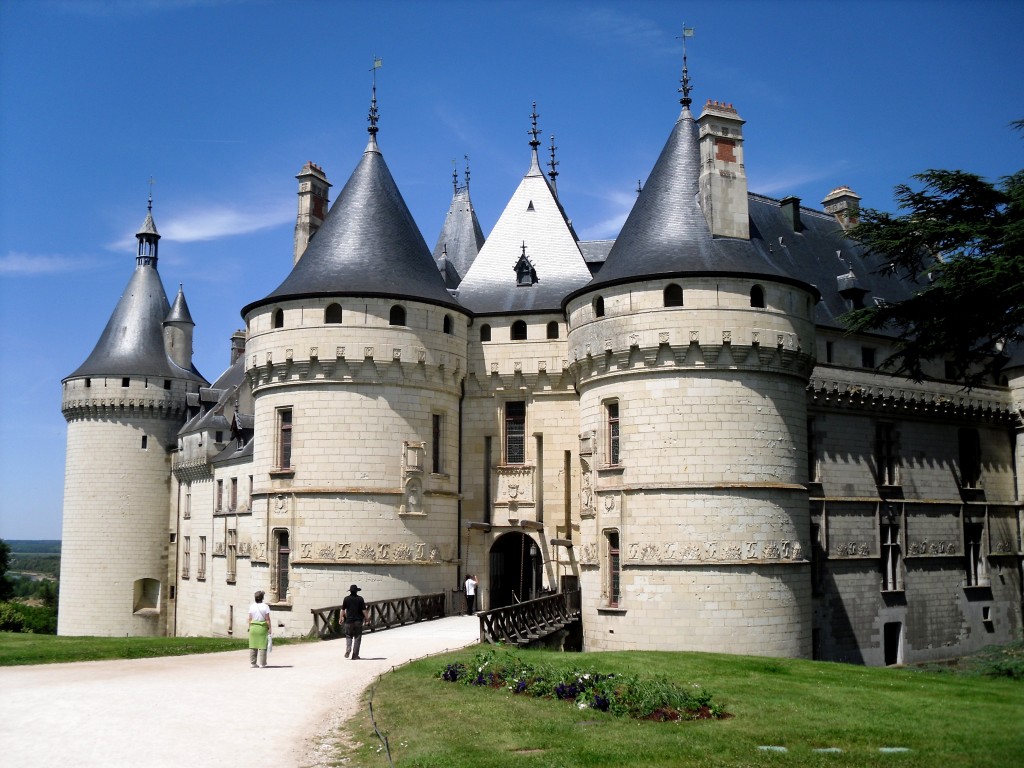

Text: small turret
xmin=163 ymin=284 xmax=195 ymax=371
xmin=822 ymin=186 xmax=861 ymax=230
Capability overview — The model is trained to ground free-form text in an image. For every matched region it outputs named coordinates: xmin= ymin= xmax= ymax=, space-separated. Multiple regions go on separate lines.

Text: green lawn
xmin=0 ymin=631 xmax=303 ymax=665
xmin=340 ymin=646 xmax=1024 ymax=768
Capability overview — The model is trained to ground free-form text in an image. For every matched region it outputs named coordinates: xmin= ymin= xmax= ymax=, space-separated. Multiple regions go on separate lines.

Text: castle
xmin=58 ymin=66 xmax=1023 ymax=666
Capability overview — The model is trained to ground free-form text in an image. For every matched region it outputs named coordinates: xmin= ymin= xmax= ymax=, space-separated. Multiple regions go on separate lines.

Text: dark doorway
xmin=883 ymin=621 xmax=902 ymax=666
xmin=489 ymin=532 xmax=541 ymax=609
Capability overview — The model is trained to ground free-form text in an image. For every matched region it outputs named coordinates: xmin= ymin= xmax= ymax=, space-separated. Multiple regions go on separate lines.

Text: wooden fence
xmin=309 ymin=592 xmax=447 ymax=639
xmin=478 ymin=590 xmax=581 ymax=646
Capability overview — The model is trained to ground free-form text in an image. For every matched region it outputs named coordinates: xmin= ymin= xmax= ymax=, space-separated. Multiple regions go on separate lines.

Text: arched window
xmin=325 ymin=303 xmax=343 ymax=324
xmin=664 ymin=283 xmax=684 ymax=307
xmin=272 ymin=309 xmax=284 ymax=329
xmin=511 ymin=320 xmax=527 ymax=340
xmin=480 ymin=324 xmax=491 ymax=342
xmin=750 ymin=285 xmax=765 ymax=308
xmin=389 ymin=305 xmax=406 ymax=326
xmin=594 ymin=296 xmax=605 ymax=318
xmin=546 ymin=321 xmax=559 ymax=339
xmin=443 ymin=315 xmax=453 ymax=335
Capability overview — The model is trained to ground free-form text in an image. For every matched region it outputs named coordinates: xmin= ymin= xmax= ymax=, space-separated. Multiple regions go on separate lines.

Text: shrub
xmin=437 ymin=649 xmax=726 ymax=721
xmin=0 ymin=601 xmax=57 ymax=634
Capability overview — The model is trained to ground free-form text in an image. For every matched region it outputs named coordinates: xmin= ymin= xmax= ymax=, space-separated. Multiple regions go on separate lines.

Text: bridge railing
xmin=309 ymin=592 xmax=447 ymax=639
xmin=478 ymin=590 xmax=581 ymax=646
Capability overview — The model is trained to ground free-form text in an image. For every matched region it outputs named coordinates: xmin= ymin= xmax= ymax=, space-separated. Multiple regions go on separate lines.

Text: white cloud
xmin=576 ymin=7 xmax=675 ymax=57
xmin=577 ymin=187 xmax=636 ymax=240
xmin=0 ymin=252 xmax=91 ymax=276
xmin=109 ymin=202 xmax=293 ymax=250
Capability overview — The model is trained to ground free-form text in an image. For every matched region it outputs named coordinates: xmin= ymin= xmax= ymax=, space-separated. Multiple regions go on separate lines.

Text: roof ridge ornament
xmin=547 ymin=134 xmax=559 ymax=196
xmin=464 ymin=154 xmax=471 ymax=191
xmin=677 ymin=24 xmax=695 ymax=108
xmin=367 ymin=56 xmax=382 ymax=142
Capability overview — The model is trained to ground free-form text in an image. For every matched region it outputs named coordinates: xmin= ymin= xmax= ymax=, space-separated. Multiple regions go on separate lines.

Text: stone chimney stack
xmin=230 ymin=330 xmax=246 ymax=366
xmin=822 ymin=186 xmax=861 ymax=230
xmin=698 ymin=100 xmax=749 ymax=240
xmin=293 ymin=161 xmax=331 ymax=264
xmin=780 ymin=196 xmax=803 ymax=232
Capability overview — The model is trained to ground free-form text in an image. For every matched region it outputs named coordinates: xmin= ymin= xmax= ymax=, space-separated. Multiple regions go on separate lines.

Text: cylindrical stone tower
xmin=59 ymin=202 xmax=205 ymax=636
xmin=564 ymin=94 xmax=817 ymax=657
xmin=240 ymin=104 xmax=469 ymax=613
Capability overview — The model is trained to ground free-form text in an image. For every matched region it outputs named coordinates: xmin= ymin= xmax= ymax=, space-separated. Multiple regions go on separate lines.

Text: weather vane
xmin=677 ymin=24 xmax=695 ymax=107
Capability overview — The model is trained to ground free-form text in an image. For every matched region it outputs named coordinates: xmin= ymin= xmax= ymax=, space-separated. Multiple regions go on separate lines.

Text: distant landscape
xmin=1 ymin=539 xmax=60 ymax=633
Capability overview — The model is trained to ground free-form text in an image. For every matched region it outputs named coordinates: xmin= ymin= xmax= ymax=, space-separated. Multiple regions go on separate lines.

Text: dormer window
xmin=514 ymin=243 xmax=538 ymax=286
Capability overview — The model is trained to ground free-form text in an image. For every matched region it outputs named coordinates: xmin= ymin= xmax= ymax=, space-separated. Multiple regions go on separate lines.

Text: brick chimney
xmin=293 ymin=161 xmax=331 ymax=264
xmin=822 ymin=186 xmax=861 ymax=230
xmin=698 ymin=100 xmax=749 ymax=239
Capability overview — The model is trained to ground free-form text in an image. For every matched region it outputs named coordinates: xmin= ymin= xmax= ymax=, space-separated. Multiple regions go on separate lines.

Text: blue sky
xmin=1 ymin=0 xmax=1022 ymax=540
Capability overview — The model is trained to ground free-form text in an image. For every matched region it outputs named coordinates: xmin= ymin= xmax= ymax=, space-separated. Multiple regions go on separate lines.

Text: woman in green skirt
xmin=247 ymin=590 xmax=272 ymax=668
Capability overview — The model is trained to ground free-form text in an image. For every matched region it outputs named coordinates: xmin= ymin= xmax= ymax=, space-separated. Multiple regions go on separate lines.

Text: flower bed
xmin=438 ymin=649 xmax=728 ymax=721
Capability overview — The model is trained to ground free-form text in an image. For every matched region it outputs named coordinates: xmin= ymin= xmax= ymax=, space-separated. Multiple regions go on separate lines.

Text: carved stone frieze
xmin=907 ymin=540 xmax=958 ymax=556
xmin=294 ymin=540 xmax=442 ymax=564
xmin=625 ymin=539 xmax=804 ymax=564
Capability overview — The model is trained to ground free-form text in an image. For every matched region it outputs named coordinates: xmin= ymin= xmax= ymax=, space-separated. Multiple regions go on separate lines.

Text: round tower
xmin=59 ymin=201 xmax=206 ymax=636
xmin=564 ymin=83 xmax=817 ymax=656
xmin=240 ymin=90 xmax=470 ymax=614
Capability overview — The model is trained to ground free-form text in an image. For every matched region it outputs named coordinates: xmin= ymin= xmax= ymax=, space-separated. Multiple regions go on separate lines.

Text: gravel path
xmin=0 ymin=616 xmax=480 ymax=768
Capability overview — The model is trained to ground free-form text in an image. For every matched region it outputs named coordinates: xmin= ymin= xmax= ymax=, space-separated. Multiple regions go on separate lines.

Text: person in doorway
xmin=464 ymin=574 xmax=478 ymax=615
xmin=341 ymin=584 xmax=367 ymax=659
xmin=247 ymin=590 xmax=272 ymax=668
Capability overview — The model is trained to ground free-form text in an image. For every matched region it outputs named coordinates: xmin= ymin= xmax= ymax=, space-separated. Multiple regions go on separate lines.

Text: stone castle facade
xmin=59 ymin=73 xmax=1024 ymax=666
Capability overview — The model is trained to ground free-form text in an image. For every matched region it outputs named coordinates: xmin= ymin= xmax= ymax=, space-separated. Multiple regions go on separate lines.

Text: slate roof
xmin=165 ymin=285 xmax=195 ymax=325
xmin=432 ymin=184 xmax=485 ymax=288
xmin=456 ymin=151 xmax=592 ymax=315
xmin=66 ymin=256 xmax=205 ymax=383
xmin=243 ymin=136 xmax=463 ymax=316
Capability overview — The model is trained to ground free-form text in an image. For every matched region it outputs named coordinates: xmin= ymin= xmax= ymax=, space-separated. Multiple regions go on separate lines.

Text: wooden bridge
xmin=309 ymin=592 xmax=447 ymax=639
xmin=478 ymin=590 xmax=581 ymax=646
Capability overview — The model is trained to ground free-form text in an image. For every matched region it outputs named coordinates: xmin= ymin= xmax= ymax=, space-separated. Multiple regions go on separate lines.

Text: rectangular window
xmin=121 ymin=377 xmax=130 ymax=387
xmin=184 ymin=486 xmax=191 ymax=520
xmin=965 ymin=521 xmax=986 ymax=586
xmin=825 ymin=340 xmax=834 ymax=364
xmin=607 ymin=401 xmax=620 ymax=465
xmin=861 ymin=346 xmax=876 ymax=368
xmin=216 ymin=480 xmax=224 ymax=512
xmin=874 ymin=423 xmax=899 ymax=486
xmin=958 ymin=428 xmax=981 ymax=489
xmin=227 ymin=529 xmax=237 ymax=583
xmin=230 ymin=478 xmax=238 ymax=511
xmin=807 ymin=418 xmax=819 ymax=483
xmin=505 ymin=401 xmax=526 ymax=464
xmin=182 ymin=536 xmax=191 ymax=579
xmin=278 ymin=408 xmax=293 ymax=469
xmin=606 ymin=530 xmax=621 ymax=607
xmin=432 ymin=413 xmax=443 ymax=474
xmin=141 ymin=435 xmax=148 ymax=450
xmin=198 ymin=536 xmax=207 ymax=580
xmin=881 ymin=522 xmax=902 ymax=592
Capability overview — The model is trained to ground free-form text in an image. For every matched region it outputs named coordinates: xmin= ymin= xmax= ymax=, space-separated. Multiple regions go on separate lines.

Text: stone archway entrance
xmin=488 ymin=531 xmax=542 ymax=609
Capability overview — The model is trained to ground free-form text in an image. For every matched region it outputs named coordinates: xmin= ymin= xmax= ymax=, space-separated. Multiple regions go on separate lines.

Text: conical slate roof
xmin=244 ymin=137 xmax=463 ymax=315
xmin=66 ymin=262 xmax=204 ymax=382
xmin=431 ymin=184 xmax=484 ymax=288
xmin=165 ymin=284 xmax=195 ymax=325
xmin=569 ymin=106 xmax=812 ymax=302
xmin=456 ymin=151 xmax=592 ymax=314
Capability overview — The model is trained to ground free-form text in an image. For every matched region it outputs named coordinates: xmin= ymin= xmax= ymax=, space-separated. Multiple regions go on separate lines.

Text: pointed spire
xmin=528 ymin=102 xmax=542 ymax=175
xmin=678 ymin=24 xmax=695 ymax=109
xmin=165 ymin=284 xmax=195 ymax=326
xmin=547 ymin=134 xmax=559 ymax=197
xmin=136 ymin=187 xmax=161 ymax=268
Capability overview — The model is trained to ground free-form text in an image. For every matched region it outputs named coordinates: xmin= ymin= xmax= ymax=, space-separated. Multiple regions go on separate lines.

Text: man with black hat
xmin=341 ymin=584 xmax=367 ymax=659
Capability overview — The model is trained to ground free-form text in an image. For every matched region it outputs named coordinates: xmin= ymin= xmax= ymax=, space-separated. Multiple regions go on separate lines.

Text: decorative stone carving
xmin=660 ymin=332 xmax=670 ymax=344
xmin=364 ymin=346 xmax=374 ymax=359
xmin=286 ymin=348 xmax=293 ymax=361
xmin=629 ymin=333 xmax=639 ymax=348
xmin=310 ymin=346 xmax=318 ymax=359
xmin=538 ymin=360 xmax=547 ymax=372
xmin=604 ymin=338 xmax=612 ymax=351
xmin=393 ymin=347 xmax=402 ymax=360
xmin=722 ymin=330 xmax=732 ymax=344
xmin=274 ymin=494 xmax=289 ymax=515
xmin=514 ymin=361 xmax=522 ymax=372
xmin=336 ymin=346 xmax=345 ymax=359
xmin=496 ymin=465 xmax=534 ymax=505
xmin=622 ymin=539 xmax=805 ymax=563
xmin=578 ymin=543 xmax=597 ymax=565
xmin=907 ymin=540 xmax=958 ymax=556
xmin=491 ymin=362 xmax=499 ymax=374
xmin=401 ymin=477 xmax=423 ymax=514
xmin=603 ymin=494 xmax=615 ymax=513
xmin=752 ymin=331 xmax=760 ymax=345
xmin=580 ymin=456 xmax=594 ymax=516
xmin=418 ymin=349 xmax=427 ymax=363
